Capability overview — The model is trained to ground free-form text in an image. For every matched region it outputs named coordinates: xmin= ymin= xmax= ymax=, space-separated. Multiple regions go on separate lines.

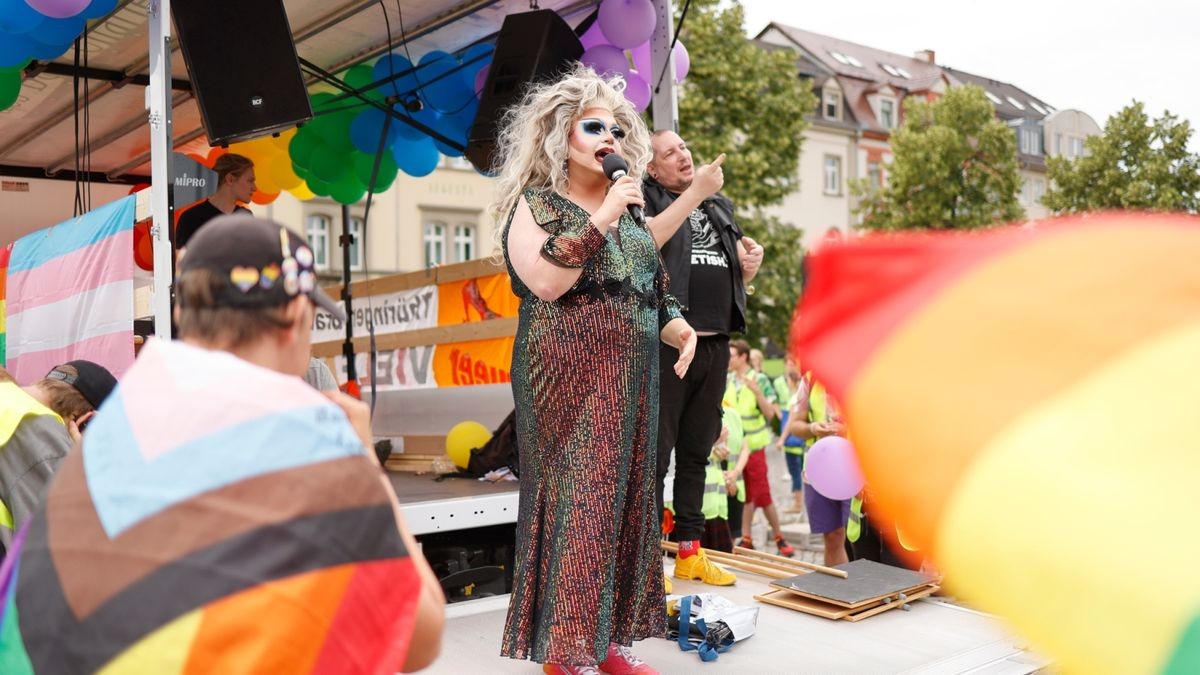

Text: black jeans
xmin=657 ymin=335 xmax=729 ymax=542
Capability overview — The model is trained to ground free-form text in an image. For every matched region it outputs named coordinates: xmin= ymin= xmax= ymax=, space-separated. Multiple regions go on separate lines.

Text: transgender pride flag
xmin=3 ymin=196 xmax=135 ymax=382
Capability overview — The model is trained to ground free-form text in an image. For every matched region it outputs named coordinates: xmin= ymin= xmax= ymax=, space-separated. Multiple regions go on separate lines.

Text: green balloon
xmin=0 ymin=71 xmax=22 ymax=111
xmin=330 ymin=173 xmax=367 ymax=205
xmin=309 ymin=143 xmax=351 ymax=184
xmin=288 ymin=129 xmax=322 ymax=169
xmin=343 ymin=64 xmax=376 ymax=94
xmin=352 ymin=151 xmax=398 ymax=192
xmin=306 ymin=176 xmax=333 ymax=197
xmin=308 ymin=111 xmax=356 ymax=152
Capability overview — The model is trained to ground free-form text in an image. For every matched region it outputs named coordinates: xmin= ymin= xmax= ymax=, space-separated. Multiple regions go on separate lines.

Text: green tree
xmin=852 ymin=85 xmax=1024 ymax=231
xmin=1043 ymin=101 xmax=1200 ymax=213
xmin=664 ymin=0 xmax=814 ymax=347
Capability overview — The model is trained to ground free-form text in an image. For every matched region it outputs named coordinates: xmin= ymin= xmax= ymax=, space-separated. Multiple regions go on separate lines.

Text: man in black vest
xmin=644 ymin=130 xmax=764 ymax=586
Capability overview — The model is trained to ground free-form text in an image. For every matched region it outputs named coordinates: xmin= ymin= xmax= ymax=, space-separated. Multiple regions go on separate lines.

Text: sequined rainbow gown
xmin=500 ymin=188 xmax=680 ymax=665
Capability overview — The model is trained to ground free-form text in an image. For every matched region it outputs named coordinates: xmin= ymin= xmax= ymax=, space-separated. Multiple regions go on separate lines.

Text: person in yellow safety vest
xmin=777 ymin=356 xmax=806 ymax=513
xmin=0 ymin=361 xmax=116 ymax=556
xmin=786 ymin=372 xmax=851 ymax=567
xmin=724 ymin=339 xmax=795 ymax=557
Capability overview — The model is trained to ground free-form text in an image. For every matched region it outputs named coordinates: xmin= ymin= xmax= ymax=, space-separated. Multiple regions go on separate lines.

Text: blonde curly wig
xmin=488 ymin=64 xmax=652 ymax=248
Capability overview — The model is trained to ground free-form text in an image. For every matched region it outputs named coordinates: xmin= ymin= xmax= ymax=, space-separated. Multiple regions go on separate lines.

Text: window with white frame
xmin=453 ymin=224 xmax=475 ymax=262
xmin=306 ymin=214 xmax=330 ymax=270
xmin=1070 ymin=136 xmax=1085 ymax=158
xmin=879 ymin=99 xmax=896 ymax=129
xmin=1033 ymin=178 xmax=1045 ymax=203
xmin=424 ymin=222 xmax=446 ymax=268
xmin=1019 ymin=127 xmax=1041 ymax=155
xmin=823 ymin=89 xmax=840 ymax=120
xmin=1055 ymin=132 xmax=1063 ymax=155
xmin=823 ymin=156 xmax=842 ymax=195
xmin=347 ymin=217 xmax=364 ymax=271
xmin=867 ymin=161 xmax=883 ymax=188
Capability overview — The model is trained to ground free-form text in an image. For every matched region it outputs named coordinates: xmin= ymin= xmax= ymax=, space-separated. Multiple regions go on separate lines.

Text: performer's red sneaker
xmin=599 ymin=642 xmax=659 ymax=675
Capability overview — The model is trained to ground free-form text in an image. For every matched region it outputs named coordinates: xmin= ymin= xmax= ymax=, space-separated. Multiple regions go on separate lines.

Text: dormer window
xmin=1006 ymin=96 xmax=1026 ymax=111
xmin=823 ymin=88 xmax=841 ymax=120
xmin=879 ymin=98 xmax=896 ymax=129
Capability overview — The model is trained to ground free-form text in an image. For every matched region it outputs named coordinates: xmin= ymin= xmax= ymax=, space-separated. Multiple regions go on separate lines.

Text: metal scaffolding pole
xmin=147 ymin=0 xmax=175 ymax=339
xmin=650 ymin=0 xmax=679 ymax=132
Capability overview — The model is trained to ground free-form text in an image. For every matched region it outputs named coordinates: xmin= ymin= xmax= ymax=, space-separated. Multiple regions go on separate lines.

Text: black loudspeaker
xmin=172 ymin=0 xmax=312 ymax=146
xmin=466 ymin=10 xmax=583 ymax=173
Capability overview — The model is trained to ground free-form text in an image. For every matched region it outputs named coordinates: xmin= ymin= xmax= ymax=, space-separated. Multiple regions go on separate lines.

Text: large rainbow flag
xmin=0 ymin=339 xmax=421 ymax=673
xmin=2 ymin=196 xmax=135 ymax=380
xmin=795 ymin=213 xmax=1200 ymax=674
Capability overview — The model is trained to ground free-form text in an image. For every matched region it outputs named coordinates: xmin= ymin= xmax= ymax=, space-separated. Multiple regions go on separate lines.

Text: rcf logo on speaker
xmin=251 ymin=96 xmax=264 ymax=107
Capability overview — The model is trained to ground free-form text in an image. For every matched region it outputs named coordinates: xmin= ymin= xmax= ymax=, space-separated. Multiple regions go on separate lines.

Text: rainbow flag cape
xmin=795 ymin=213 xmax=1200 ymax=675
xmin=0 ymin=243 xmax=10 ymax=364
xmin=0 ymin=339 xmax=421 ymax=673
xmin=2 ymin=196 xmax=135 ymax=379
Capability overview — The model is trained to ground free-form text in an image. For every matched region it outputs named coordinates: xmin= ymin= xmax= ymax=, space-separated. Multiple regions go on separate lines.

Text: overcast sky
xmin=738 ymin=0 xmax=1199 ymax=147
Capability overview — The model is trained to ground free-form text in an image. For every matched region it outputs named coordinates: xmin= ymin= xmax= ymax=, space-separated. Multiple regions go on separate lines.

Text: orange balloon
xmin=133 ymin=221 xmax=154 ymax=271
xmin=205 ymin=146 xmax=227 ymax=167
xmin=251 ymin=190 xmax=280 ymax=205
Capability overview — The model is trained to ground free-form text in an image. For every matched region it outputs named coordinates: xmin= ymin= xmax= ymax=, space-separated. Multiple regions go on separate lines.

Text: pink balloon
xmin=597 ymin=0 xmax=656 ymax=49
xmin=27 ymin=0 xmax=89 ymax=19
xmin=473 ymin=64 xmax=490 ymax=97
xmin=673 ymin=40 xmax=690 ymax=81
xmin=805 ymin=436 xmax=864 ymax=501
xmin=580 ymin=44 xmax=629 ymax=78
xmin=624 ymin=71 xmax=651 ymax=113
xmin=579 ymin=19 xmax=609 ymax=50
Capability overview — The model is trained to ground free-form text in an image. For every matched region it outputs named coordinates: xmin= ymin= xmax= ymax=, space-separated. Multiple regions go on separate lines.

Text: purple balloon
xmin=805 ymin=436 xmax=864 ymax=501
xmin=580 ymin=44 xmax=629 ymax=78
xmin=673 ymin=40 xmax=690 ymax=81
xmin=473 ymin=64 xmax=490 ymax=98
xmin=630 ymin=40 xmax=651 ymax=76
xmin=578 ymin=19 xmax=609 ymax=50
xmin=624 ymin=71 xmax=651 ymax=113
xmin=597 ymin=0 xmax=656 ymax=50
xmin=27 ymin=0 xmax=89 ymax=19
xmin=629 ymin=39 xmax=690 ymax=85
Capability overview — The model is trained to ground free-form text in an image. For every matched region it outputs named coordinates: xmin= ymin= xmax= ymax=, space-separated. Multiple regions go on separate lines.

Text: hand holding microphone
xmin=601 ymin=154 xmax=646 ymax=227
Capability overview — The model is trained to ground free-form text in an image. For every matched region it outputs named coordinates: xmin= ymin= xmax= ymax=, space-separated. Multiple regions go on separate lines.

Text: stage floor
xmin=430 ymin=562 xmax=1049 ymax=674
xmin=389 ymin=470 xmax=519 ymax=536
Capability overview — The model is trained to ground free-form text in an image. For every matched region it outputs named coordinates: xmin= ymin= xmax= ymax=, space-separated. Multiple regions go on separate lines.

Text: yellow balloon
xmin=446 ymin=421 xmax=492 ymax=469
xmin=289 ymin=183 xmax=316 ymax=201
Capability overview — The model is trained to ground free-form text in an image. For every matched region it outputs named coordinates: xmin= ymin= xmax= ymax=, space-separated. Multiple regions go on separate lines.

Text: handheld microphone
xmin=602 ymin=153 xmax=646 ymax=226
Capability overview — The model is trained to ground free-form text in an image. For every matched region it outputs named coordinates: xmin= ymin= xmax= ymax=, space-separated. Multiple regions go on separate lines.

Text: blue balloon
xmin=373 ymin=52 xmax=417 ymax=100
xmin=0 ymin=33 xmax=39 ymax=68
xmin=24 ymin=37 xmax=71 ymax=61
xmin=27 ymin=15 xmax=85 ymax=47
xmin=81 ymin=0 xmax=118 ymax=20
xmin=392 ymin=102 xmax=440 ymax=141
xmin=432 ymin=100 xmax=478 ymax=157
xmin=420 ymin=57 xmax=474 ymax=113
xmin=0 ymin=0 xmax=45 ymax=34
xmin=393 ymin=136 xmax=440 ymax=177
xmin=349 ymin=108 xmax=399 ymax=154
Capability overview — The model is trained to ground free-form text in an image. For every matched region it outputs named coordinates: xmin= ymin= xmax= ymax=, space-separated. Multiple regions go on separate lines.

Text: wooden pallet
xmin=754 ymin=559 xmax=939 ymax=622
xmin=755 ymin=583 xmax=938 ymax=622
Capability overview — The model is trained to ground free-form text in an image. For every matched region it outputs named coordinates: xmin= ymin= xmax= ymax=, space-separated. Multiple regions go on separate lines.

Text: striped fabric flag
xmin=0 ymin=243 xmax=11 ymax=364
xmin=0 ymin=339 xmax=421 ymax=673
xmin=794 ymin=213 xmax=1200 ymax=675
xmin=3 ymin=196 xmax=135 ymax=380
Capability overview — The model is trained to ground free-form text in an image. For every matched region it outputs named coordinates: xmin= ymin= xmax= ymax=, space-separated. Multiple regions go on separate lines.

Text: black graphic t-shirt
xmin=684 ymin=207 xmax=734 ymax=334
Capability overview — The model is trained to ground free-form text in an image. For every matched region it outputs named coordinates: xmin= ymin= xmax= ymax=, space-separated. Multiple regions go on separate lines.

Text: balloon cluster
xmin=184 ymin=137 xmax=297 ymax=207
xmin=577 ymin=0 xmax=690 ymax=113
xmin=282 ymin=44 xmax=493 ymax=205
xmin=0 ymin=0 xmax=118 ymax=111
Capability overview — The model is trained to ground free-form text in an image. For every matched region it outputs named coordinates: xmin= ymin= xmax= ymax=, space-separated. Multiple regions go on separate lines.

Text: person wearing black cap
xmin=0 ymin=359 xmax=117 ymax=553
xmin=7 ymin=215 xmax=444 ymax=671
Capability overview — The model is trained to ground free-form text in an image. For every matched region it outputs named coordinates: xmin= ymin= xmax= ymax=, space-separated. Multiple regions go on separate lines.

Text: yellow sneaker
xmin=673 ymin=549 xmax=736 ymax=586
xmin=663 ymin=573 xmax=672 ymax=594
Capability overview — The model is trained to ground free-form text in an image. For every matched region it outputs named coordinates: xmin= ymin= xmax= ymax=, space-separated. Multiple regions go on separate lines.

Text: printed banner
xmin=437 ymin=273 xmax=520 ymax=325
xmin=3 ymin=196 xmax=135 ymax=381
xmin=433 ymin=337 xmax=514 ymax=388
xmin=311 ymin=284 xmax=438 ymax=345
xmin=333 ymin=344 xmax=439 ymax=392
